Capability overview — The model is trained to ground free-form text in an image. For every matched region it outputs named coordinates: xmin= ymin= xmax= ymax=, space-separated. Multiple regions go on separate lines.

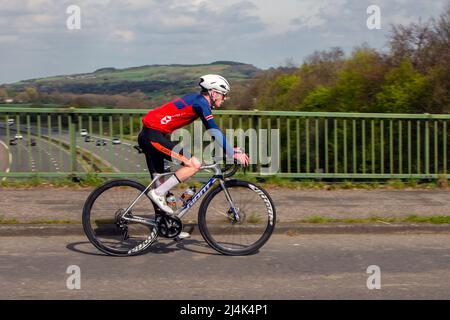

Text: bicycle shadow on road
xmin=66 ymin=241 xmax=113 ymax=257
xmin=171 ymin=239 xmax=222 ymax=256
xmin=65 ymin=238 xmax=221 ymax=257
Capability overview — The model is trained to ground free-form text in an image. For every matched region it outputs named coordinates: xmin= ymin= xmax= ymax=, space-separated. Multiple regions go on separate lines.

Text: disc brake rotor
xmin=228 ymin=207 xmax=245 ymax=224
xmin=115 ymin=209 xmax=129 ymax=240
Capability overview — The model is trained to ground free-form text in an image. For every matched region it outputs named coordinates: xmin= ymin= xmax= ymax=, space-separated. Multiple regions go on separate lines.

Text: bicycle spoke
xmin=209 ymin=207 xmax=231 ymax=219
xmin=83 ymin=180 xmax=157 ymax=256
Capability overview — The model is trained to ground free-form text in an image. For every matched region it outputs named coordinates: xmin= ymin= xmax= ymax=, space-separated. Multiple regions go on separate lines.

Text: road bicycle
xmin=82 ymin=149 xmax=276 ymax=256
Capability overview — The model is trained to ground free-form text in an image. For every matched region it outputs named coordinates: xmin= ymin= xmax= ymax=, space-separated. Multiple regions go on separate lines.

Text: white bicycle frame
xmin=120 ymin=163 xmax=239 ymax=227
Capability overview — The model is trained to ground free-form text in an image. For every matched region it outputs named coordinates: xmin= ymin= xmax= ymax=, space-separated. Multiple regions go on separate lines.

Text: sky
xmin=0 ymin=0 xmax=449 ymax=84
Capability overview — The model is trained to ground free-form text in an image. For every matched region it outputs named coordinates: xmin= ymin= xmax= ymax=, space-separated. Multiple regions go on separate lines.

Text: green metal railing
xmin=0 ymin=106 xmax=449 ymax=180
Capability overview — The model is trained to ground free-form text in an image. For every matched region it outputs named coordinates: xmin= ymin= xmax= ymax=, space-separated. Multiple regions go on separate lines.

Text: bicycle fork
xmin=219 ymin=179 xmax=240 ymax=222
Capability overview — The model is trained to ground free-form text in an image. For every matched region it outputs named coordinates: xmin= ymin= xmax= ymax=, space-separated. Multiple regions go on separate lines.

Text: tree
xmin=425 ymin=61 xmax=450 ymax=113
xmin=0 ymin=88 xmax=8 ymax=101
xmin=389 ymin=21 xmax=433 ymax=71
xmin=15 ymin=92 xmax=30 ymax=103
xmin=67 ymin=96 xmax=91 ymax=108
xmin=301 ymin=86 xmax=334 ymax=112
xmin=0 ymin=88 xmax=7 ymax=97
xmin=25 ymin=87 xmax=40 ymax=101
xmin=376 ymin=60 xmax=428 ymax=113
xmin=332 ymin=47 xmax=388 ymax=112
xmin=389 ymin=6 xmax=450 ymax=72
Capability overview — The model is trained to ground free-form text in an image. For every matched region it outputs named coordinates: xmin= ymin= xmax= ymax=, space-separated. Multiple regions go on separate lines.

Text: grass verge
xmin=1 ymin=174 xmax=450 ymax=190
xmin=293 ymin=215 xmax=450 ymax=224
xmin=1 ymin=215 xmax=449 ymax=225
xmin=0 ymin=218 xmax=80 ymax=225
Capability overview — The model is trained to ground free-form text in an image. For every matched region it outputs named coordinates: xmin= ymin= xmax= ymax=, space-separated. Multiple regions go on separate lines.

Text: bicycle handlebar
xmin=200 ymin=158 xmax=242 ymax=178
xmin=222 ymin=160 xmax=241 ymax=178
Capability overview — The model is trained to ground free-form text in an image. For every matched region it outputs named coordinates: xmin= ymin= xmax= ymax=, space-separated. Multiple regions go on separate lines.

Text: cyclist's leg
xmin=139 ymin=127 xmax=180 ymax=212
xmin=138 ymin=127 xmax=197 ymax=193
xmin=143 ymin=151 xmax=166 ymax=187
xmin=148 ymin=141 xmax=199 ymax=195
xmin=148 ymin=137 xmax=199 ymax=238
xmin=174 ymin=156 xmax=201 ymax=181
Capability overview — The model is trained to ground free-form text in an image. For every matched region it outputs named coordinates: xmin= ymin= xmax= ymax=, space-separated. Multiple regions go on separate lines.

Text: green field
xmin=10 ymin=61 xmax=259 ymax=93
xmin=0 ymin=103 xmax=61 ymax=109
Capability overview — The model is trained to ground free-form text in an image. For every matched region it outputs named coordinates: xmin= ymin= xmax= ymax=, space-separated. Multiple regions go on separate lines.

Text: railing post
xmin=69 ymin=113 xmax=77 ymax=173
xmin=425 ymin=120 xmax=430 ymax=175
xmin=296 ymin=118 xmax=300 ymax=173
xmin=306 ymin=118 xmax=310 ymax=173
xmin=444 ymin=121 xmax=447 ymax=174
xmin=287 ymin=117 xmax=291 ymax=173
xmin=325 ymin=119 xmax=328 ymax=173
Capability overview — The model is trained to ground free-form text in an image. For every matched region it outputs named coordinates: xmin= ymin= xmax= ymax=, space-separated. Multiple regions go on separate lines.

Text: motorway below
xmin=0 ymin=123 xmax=89 ymax=172
xmin=0 ymin=123 xmax=149 ymax=174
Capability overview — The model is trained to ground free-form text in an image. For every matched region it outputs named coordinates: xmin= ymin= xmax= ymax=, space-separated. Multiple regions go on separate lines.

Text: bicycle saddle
xmin=133 ymin=145 xmax=143 ymax=154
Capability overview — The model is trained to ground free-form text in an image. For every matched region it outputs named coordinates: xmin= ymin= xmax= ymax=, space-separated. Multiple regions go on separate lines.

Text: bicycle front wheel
xmin=82 ymin=179 xmax=158 ymax=256
xmin=198 ymin=180 xmax=276 ymax=255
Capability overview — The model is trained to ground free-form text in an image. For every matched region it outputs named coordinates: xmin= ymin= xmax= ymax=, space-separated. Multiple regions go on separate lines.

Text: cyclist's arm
xmin=193 ymin=104 xmax=234 ymax=157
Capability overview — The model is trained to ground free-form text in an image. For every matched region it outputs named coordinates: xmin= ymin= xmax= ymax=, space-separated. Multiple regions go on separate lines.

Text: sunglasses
xmin=219 ymin=92 xmax=228 ymax=101
xmin=213 ymin=90 xmax=228 ymax=100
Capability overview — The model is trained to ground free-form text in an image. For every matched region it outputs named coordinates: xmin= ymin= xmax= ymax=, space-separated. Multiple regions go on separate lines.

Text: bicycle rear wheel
xmin=82 ymin=179 xmax=158 ymax=256
xmin=198 ymin=180 xmax=276 ymax=255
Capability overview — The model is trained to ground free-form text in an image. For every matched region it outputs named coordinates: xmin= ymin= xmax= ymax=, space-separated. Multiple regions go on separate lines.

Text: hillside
xmin=7 ymin=61 xmax=260 ymax=103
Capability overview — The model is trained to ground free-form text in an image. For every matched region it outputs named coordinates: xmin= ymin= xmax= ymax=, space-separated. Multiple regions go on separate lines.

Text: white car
xmin=14 ymin=134 xmax=23 ymax=139
xmin=80 ymin=129 xmax=88 ymax=136
xmin=7 ymin=119 xmax=14 ymax=126
xmin=112 ymin=138 xmax=121 ymax=145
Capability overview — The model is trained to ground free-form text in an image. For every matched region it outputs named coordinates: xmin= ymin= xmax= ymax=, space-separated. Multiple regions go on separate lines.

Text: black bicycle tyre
xmin=82 ymin=179 xmax=158 ymax=257
xmin=198 ymin=179 xmax=276 ymax=256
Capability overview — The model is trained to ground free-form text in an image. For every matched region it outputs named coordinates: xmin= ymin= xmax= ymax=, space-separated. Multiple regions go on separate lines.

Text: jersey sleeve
xmin=193 ymin=103 xmax=234 ymax=157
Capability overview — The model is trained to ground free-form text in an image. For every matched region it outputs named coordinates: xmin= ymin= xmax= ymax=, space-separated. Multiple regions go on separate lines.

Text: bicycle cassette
xmin=156 ymin=215 xmax=183 ymax=239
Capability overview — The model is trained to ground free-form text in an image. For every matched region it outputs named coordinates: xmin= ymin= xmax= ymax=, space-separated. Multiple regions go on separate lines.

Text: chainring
xmin=156 ymin=214 xmax=183 ymax=239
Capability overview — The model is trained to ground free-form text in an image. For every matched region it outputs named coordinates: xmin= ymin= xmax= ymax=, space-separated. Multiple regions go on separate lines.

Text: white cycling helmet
xmin=199 ymin=74 xmax=230 ymax=95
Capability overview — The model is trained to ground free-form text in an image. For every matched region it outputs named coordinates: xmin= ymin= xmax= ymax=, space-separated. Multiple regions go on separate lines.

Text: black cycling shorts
xmin=138 ymin=126 xmax=190 ymax=175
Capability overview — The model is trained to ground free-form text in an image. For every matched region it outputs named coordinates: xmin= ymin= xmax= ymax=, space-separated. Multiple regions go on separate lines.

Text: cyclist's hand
xmin=233 ymin=151 xmax=249 ymax=167
xmin=234 ymin=147 xmax=245 ymax=154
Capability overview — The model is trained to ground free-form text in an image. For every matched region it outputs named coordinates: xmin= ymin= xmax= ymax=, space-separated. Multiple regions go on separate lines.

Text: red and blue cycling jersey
xmin=142 ymin=93 xmax=233 ymax=157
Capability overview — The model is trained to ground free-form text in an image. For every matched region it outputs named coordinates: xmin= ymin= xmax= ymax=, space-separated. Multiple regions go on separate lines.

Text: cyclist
xmin=138 ymin=74 xmax=249 ymax=230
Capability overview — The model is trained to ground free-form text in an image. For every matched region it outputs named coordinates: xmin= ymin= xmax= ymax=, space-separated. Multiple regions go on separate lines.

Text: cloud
xmin=1 ymin=0 xmax=449 ymax=84
xmin=0 ymin=35 xmax=19 ymax=43
xmin=285 ymin=0 xmax=450 ymax=55
xmin=111 ymin=29 xmax=136 ymax=42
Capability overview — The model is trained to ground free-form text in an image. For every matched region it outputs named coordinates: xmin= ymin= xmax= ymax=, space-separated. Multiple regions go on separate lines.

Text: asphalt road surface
xmin=1 ymin=233 xmax=449 ymax=299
